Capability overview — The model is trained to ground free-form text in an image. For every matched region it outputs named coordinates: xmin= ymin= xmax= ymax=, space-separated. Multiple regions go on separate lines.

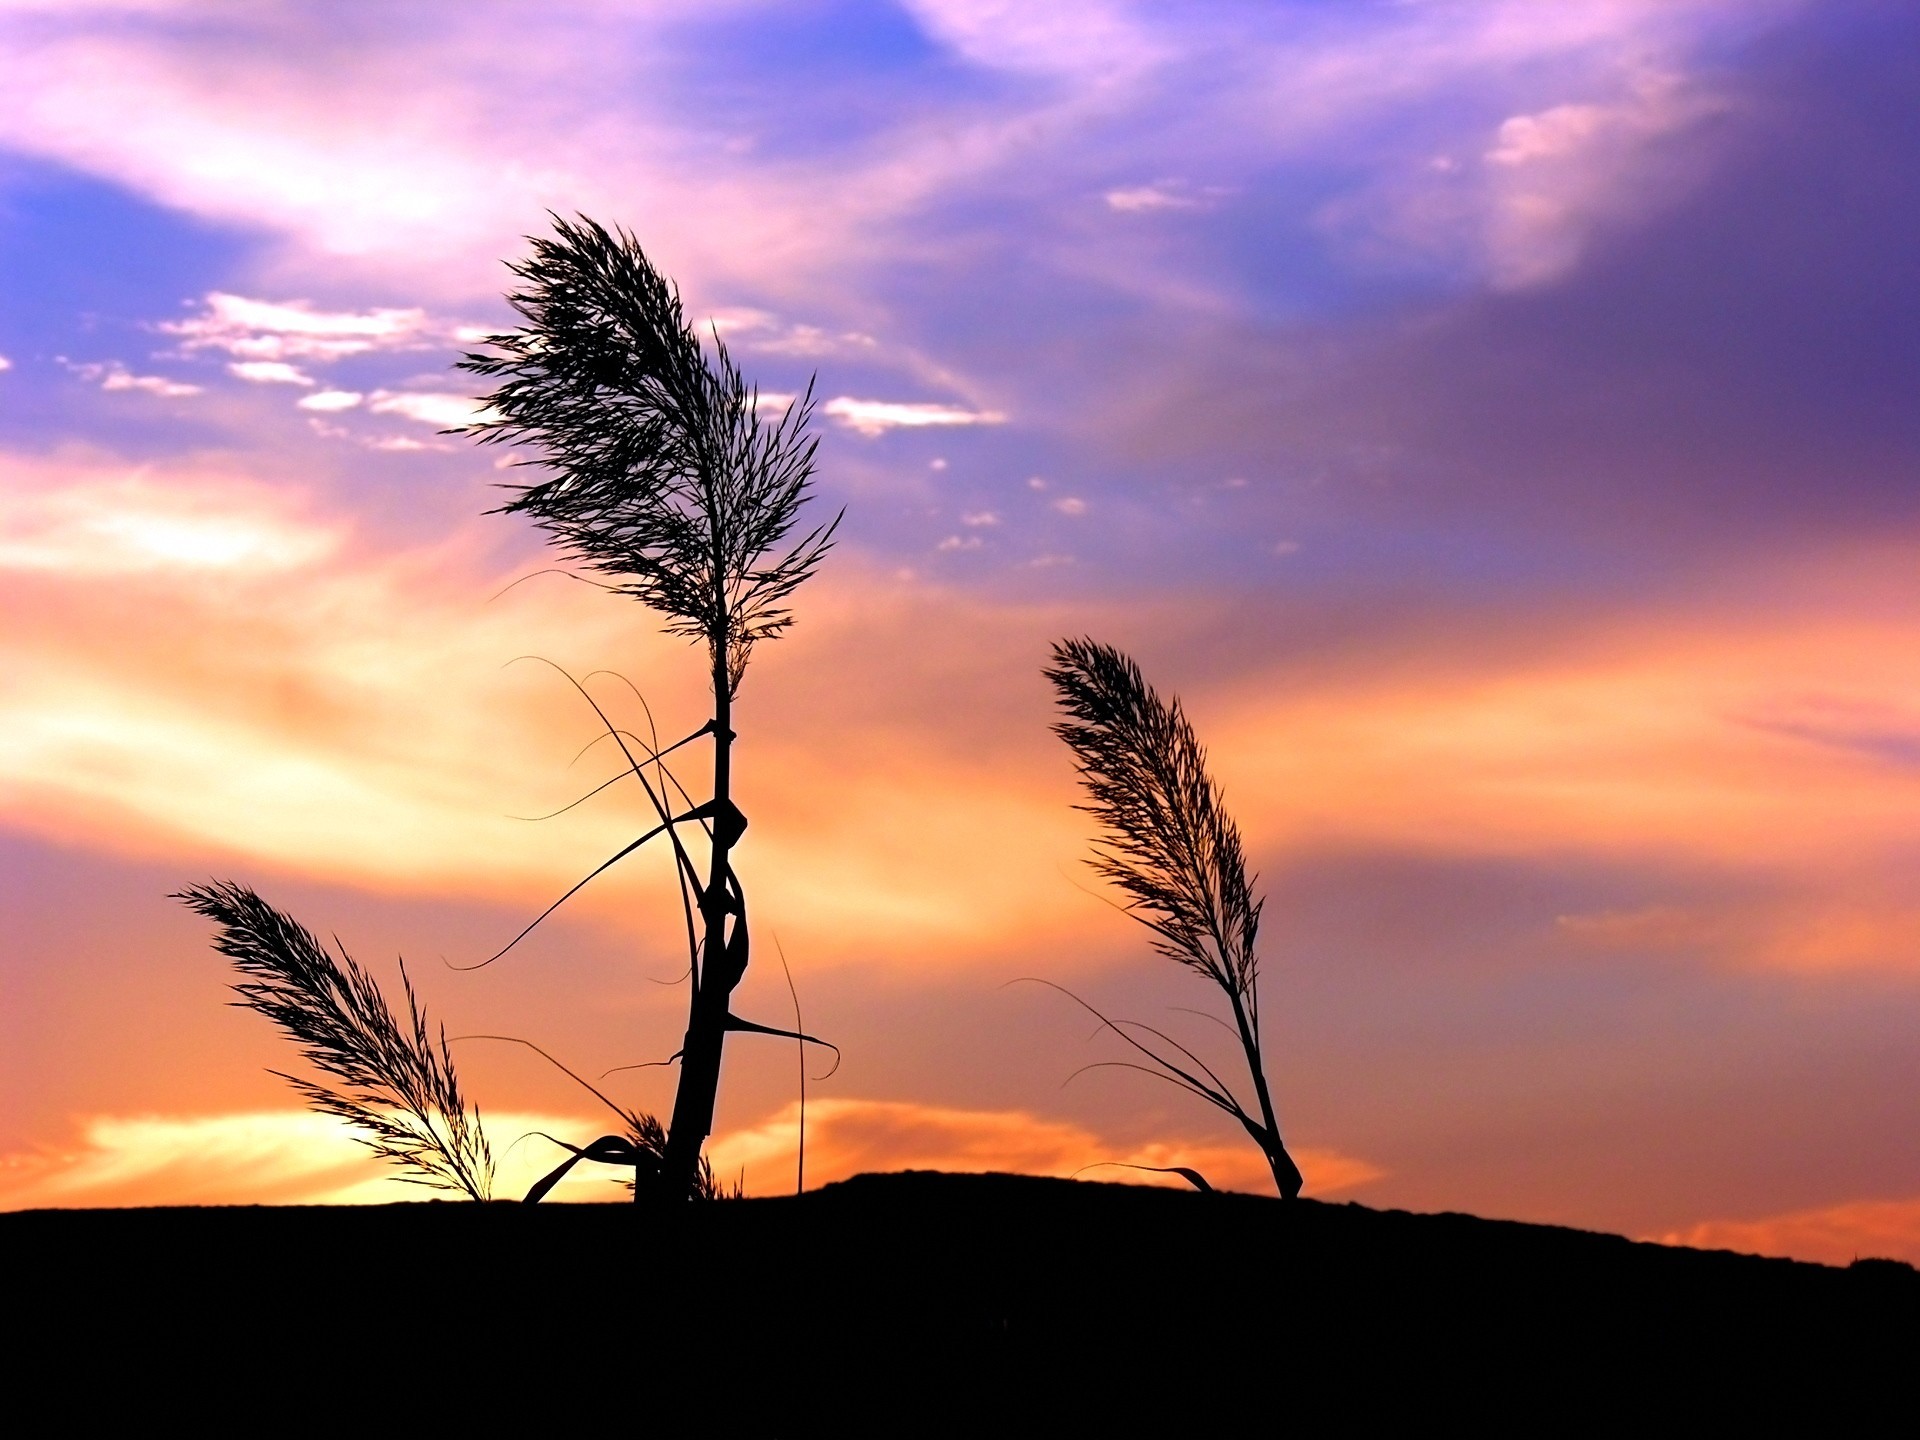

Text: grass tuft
xmin=175 ymin=880 xmax=494 ymax=1202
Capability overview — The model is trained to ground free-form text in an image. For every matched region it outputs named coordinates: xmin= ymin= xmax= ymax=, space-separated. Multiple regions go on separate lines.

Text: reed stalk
xmin=459 ymin=215 xmax=837 ymax=1202
xmin=1045 ymin=638 xmax=1304 ymax=1200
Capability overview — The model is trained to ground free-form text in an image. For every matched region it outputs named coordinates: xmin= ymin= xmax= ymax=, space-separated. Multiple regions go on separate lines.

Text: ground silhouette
xmin=8 ymin=1171 xmax=1912 ymax=1429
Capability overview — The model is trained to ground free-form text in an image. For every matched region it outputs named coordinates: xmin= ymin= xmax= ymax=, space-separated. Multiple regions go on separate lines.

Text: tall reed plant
xmin=458 ymin=215 xmax=838 ymax=1202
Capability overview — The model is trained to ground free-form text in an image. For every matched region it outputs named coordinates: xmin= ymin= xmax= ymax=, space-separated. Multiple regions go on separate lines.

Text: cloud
xmin=706 ymin=1097 xmax=1383 ymax=1198
xmin=1316 ymin=62 xmax=1727 ymax=289
xmin=1209 ymin=587 xmax=1920 ymax=892
xmin=296 ymin=389 xmax=363 ymax=412
xmin=162 ymin=292 xmax=439 ymax=362
xmin=1660 ymin=1196 xmax=1920 ymax=1267
xmin=706 ymin=307 xmax=878 ymax=359
xmin=1475 ymin=71 xmax=1726 ymax=288
xmin=1051 ymin=496 xmax=1088 ymax=517
xmin=823 ymin=397 xmax=1006 ymax=436
xmin=0 ymin=353 xmax=12 ymax=371
xmin=366 ymin=389 xmax=490 ymax=428
xmin=0 ymin=459 xmax=1096 ymax=958
xmin=1104 ymin=181 xmax=1222 ymax=213
xmin=228 ymin=359 xmax=313 ymax=385
xmin=0 ymin=1110 xmax=622 ymax=1209
xmin=899 ymin=0 xmax=1163 ymax=82
xmin=0 ymin=459 xmax=336 ymax=575
xmin=61 ymin=358 xmax=200 ymax=397
xmin=0 ymin=1101 xmax=1382 ymax=1209
xmin=0 ymin=0 xmax=1784 ymax=343
xmin=1559 ymin=898 xmax=1920 ymax=975
xmin=1105 ymin=185 xmax=1195 ymax=213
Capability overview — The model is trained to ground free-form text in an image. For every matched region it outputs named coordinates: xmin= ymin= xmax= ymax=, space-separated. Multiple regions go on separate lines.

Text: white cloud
xmin=1104 ymin=180 xmax=1227 ymax=214
xmin=823 ymin=397 xmax=1006 ymax=436
xmin=367 ymin=389 xmax=490 ymax=428
xmin=900 ymin=0 xmax=1162 ymax=82
xmin=1052 ymin=496 xmax=1088 ymax=517
xmin=707 ymin=307 xmax=878 ymax=358
xmin=961 ymin=510 xmax=999 ymax=527
xmin=163 ymin=291 xmax=438 ymax=362
xmin=936 ymin=533 xmax=982 ymax=551
xmin=297 ymin=389 xmax=363 ymax=412
xmin=1472 ymin=71 xmax=1724 ymax=288
xmin=61 ymin=358 xmax=200 ymax=397
xmin=1320 ymin=59 xmax=1730 ymax=291
xmin=1106 ymin=184 xmax=1199 ymax=213
xmin=0 ymin=354 xmax=12 ymax=371
xmin=228 ymin=359 xmax=313 ymax=386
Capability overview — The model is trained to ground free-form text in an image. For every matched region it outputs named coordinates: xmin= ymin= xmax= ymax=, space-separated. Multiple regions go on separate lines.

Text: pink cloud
xmin=710 ymin=1096 xmax=1381 ymax=1198
xmin=1661 ymin=1196 xmax=1920 ymax=1267
xmin=0 ymin=1100 xmax=1381 ymax=1208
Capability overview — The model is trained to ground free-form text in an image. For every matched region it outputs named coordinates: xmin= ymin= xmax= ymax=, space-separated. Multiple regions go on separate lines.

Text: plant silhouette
xmin=458 ymin=215 xmax=839 ymax=1202
xmin=1045 ymin=637 xmax=1305 ymax=1200
xmin=174 ymin=881 xmax=495 ymax=1200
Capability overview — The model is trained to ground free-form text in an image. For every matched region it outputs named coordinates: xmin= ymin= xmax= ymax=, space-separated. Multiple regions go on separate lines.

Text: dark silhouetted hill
xmin=7 ymin=1171 xmax=1913 ymax=1431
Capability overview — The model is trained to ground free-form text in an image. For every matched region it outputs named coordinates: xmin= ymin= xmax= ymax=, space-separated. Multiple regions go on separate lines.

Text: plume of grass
xmin=175 ymin=881 xmax=494 ymax=1202
xmin=457 ymin=212 xmax=837 ymax=697
xmin=1045 ymin=638 xmax=1305 ymax=1200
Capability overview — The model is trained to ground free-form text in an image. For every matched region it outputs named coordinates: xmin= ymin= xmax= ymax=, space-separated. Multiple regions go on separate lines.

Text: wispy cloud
xmin=228 ymin=359 xmax=313 ymax=386
xmin=1660 ymin=1195 xmax=1920 ymax=1267
xmin=0 ymin=458 xmax=1089 ymax=954
xmin=0 ymin=462 xmax=334 ymax=575
xmin=900 ymin=0 xmax=1165 ymax=83
xmin=709 ymin=1097 xmax=1382 ymax=1198
xmin=705 ymin=306 xmax=878 ymax=358
xmin=162 ymin=292 xmax=441 ymax=362
xmin=366 ymin=389 xmax=491 ymax=428
xmin=0 ymin=1101 xmax=1381 ymax=1208
xmin=60 ymin=358 xmax=200 ymax=397
xmin=0 ymin=1110 xmax=619 ymax=1209
xmin=1104 ymin=180 xmax=1222 ymax=213
xmin=823 ymin=397 xmax=1006 ymax=436
xmin=296 ymin=389 xmax=363 ymax=412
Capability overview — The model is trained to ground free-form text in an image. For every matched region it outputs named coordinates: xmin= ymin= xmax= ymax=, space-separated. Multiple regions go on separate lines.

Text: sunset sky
xmin=3 ymin=0 xmax=1918 ymax=1265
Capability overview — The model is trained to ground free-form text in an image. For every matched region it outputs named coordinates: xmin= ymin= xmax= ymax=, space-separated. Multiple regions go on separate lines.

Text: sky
xmin=2 ymin=0 xmax=1918 ymax=1264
